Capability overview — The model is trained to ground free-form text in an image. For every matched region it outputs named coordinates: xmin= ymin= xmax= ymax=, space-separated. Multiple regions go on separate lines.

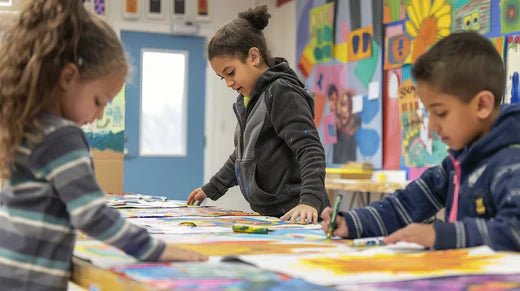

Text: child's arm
xmin=433 ymin=167 xmax=520 ymax=251
xmin=200 ymin=150 xmax=238 ymax=200
xmin=339 ymin=160 xmax=450 ymax=239
xmin=29 ymin=126 xmax=195 ymax=261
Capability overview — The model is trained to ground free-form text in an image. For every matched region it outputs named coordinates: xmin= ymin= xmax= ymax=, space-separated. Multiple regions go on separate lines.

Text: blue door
xmin=121 ymin=31 xmax=205 ymax=199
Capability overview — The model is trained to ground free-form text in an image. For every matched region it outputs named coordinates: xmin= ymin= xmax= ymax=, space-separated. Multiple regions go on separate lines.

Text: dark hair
xmin=0 ymin=0 xmax=127 ymax=178
xmin=412 ymin=31 xmax=505 ymax=106
xmin=207 ymin=5 xmax=273 ymax=66
xmin=327 ymin=84 xmax=338 ymax=99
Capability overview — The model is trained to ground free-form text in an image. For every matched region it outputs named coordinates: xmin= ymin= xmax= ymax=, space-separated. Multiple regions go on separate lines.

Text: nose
xmin=225 ymin=78 xmax=235 ymax=88
xmin=96 ymin=108 xmax=104 ymax=120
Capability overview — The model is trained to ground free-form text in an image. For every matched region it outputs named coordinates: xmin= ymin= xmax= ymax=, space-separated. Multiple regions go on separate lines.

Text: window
xmin=140 ymin=49 xmax=188 ymax=156
xmin=0 ymin=0 xmax=11 ymax=6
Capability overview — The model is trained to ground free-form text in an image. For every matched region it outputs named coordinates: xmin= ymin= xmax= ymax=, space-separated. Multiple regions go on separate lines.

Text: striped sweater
xmin=341 ymin=104 xmax=520 ymax=251
xmin=0 ymin=113 xmax=165 ymax=290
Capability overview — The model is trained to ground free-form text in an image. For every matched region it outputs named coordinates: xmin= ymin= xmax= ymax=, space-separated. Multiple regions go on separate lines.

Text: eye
xmin=227 ymin=69 xmax=235 ymax=77
xmin=219 ymin=76 xmax=224 ymax=80
xmin=435 ymin=111 xmax=447 ymax=118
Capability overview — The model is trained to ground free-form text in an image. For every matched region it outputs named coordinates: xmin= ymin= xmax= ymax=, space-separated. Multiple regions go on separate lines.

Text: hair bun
xmin=238 ymin=5 xmax=270 ymax=31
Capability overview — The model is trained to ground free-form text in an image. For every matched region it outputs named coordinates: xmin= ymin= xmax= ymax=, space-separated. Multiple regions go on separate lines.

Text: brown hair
xmin=0 ymin=0 xmax=128 ymax=178
xmin=207 ymin=5 xmax=273 ymax=66
xmin=412 ymin=31 xmax=505 ymax=106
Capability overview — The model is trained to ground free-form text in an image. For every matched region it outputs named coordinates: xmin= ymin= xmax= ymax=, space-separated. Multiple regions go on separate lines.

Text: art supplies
xmin=232 ymin=224 xmax=269 ymax=234
xmin=350 ymin=236 xmax=385 ymax=247
xmin=327 ymin=194 xmax=343 ymax=239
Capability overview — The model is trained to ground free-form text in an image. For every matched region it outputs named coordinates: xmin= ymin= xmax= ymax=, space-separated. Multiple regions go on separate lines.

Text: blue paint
xmin=360 ymin=96 xmax=379 ymax=123
xmin=511 ymin=72 xmax=519 ymax=103
xmin=355 ymin=128 xmax=380 ymax=156
xmin=85 ymin=131 xmax=124 ymax=152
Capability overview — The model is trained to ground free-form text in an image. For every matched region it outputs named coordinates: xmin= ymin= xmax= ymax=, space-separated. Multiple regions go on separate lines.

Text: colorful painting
xmin=398 ymin=74 xmax=447 ymax=167
xmin=74 ymin=240 xmax=137 ymax=268
xmin=112 ymin=263 xmax=328 ymax=290
xmin=505 ymin=32 xmax=520 ymax=103
xmin=501 ymin=0 xmax=520 ymax=34
xmin=384 ymin=0 xmax=406 ymax=23
xmin=405 ymin=0 xmax=452 ymax=61
xmin=297 ymin=0 xmax=383 ymax=168
xmin=173 ymin=240 xmax=345 ymax=256
xmin=453 ymin=0 xmax=491 ymax=34
xmin=310 ymin=2 xmax=335 ymax=63
xmin=341 ymin=274 xmax=520 ymax=290
xmin=83 ymin=86 xmax=125 ymax=152
xmin=118 ymin=206 xmax=259 ymax=218
xmin=238 ymin=246 xmax=520 ymax=286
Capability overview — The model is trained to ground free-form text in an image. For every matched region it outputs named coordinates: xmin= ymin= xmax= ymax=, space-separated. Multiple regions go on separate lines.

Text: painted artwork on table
xmin=504 ymin=32 xmax=520 ymax=104
xmin=297 ymin=0 xmax=383 ymax=168
xmin=112 ymin=262 xmax=328 ymax=290
xmin=118 ymin=206 xmax=259 ymax=218
xmin=173 ymin=240 xmax=346 ymax=256
xmin=74 ymin=241 xmax=137 ymax=268
xmin=343 ymin=274 xmax=520 ymax=290
xmin=237 ymin=246 xmax=520 ymax=286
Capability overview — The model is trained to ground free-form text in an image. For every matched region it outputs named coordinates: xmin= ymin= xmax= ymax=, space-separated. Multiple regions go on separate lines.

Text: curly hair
xmin=0 ymin=0 xmax=128 ymax=179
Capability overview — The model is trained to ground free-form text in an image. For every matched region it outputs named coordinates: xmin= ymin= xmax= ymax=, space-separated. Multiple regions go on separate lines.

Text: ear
xmin=58 ymin=63 xmax=80 ymax=91
xmin=248 ymin=47 xmax=261 ymax=67
xmin=474 ymin=90 xmax=496 ymax=120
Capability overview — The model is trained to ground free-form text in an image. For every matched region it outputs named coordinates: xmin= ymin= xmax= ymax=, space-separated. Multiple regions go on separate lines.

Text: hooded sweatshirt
xmin=340 ymin=104 xmax=520 ymax=251
xmin=202 ymin=58 xmax=329 ymax=217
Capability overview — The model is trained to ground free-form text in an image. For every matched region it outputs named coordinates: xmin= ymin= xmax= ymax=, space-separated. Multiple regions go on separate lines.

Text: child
xmin=187 ymin=5 xmax=329 ymax=224
xmin=333 ymin=91 xmax=359 ymax=164
xmin=0 ymin=1 xmax=206 ymax=290
xmin=321 ymin=31 xmax=520 ymax=251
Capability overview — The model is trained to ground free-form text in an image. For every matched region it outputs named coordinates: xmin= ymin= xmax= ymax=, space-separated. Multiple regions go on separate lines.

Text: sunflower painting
xmin=405 ymin=0 xmax=452 ymax=61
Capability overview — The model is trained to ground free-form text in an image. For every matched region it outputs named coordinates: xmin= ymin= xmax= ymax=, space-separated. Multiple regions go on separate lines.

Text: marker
xmin=327 ymin=194 xmax=343 ymax=239
xmin=351 ymin=236 xmax=385 ymax=247
xmin=232 ymin=224 xmax=269 ymax=234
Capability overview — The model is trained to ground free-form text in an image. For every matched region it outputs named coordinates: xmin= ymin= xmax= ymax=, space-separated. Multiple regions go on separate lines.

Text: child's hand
xmin=187 ymin=187 xmax=207 ymax=205
xmin=160 ymin=244 xmax=208 ymax=262
xmin=280 ymin=204 xmax=318 ymax=224
xmin=384 ymin=223 xmax=435 ymax=248
xmin=320 ymin=207 xmax=348 ymax=237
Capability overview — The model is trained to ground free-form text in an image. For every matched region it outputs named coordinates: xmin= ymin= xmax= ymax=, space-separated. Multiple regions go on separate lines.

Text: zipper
xmin=449 ymin=155 xmax=462 ymax=222
xmin=233 ymin=103 xmax=245 ymax=159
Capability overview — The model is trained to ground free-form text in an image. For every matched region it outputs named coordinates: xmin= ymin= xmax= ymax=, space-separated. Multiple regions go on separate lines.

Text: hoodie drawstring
xmin=449 ymin=155 xmax=462 ymax=222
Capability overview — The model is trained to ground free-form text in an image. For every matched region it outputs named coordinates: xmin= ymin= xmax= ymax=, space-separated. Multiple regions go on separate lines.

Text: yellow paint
xmin=176 ymin=240 xmax=336 ymax=256
xmin=301 ymin=249 xmax=500 ymax=275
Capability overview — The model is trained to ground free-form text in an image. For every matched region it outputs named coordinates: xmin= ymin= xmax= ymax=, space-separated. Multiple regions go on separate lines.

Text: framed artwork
xmin=172 ymin=0 xmax=186 ymax=19
xmin=93 ymin=0 xmax=106 ymax=17
xmin=146 ymin=0 xmax=165 ymax=19
xmin=123 ymin=0 xmax=140 ymax=19
xmin=196 ymin=0 xmax=210 ymax=22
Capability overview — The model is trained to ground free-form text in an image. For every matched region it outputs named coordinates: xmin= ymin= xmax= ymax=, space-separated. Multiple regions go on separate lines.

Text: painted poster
xmin=504 ymin=32 xmax=520 ymax=103
xmin=297 ymin=0 xmax=383 ymax=168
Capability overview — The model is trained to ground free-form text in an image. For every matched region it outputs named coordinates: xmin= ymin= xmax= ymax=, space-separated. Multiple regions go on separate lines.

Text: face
xmin=335 ymin=92 xmax=352 ymax=130
xmin=53 ymin=65 xmax=126 ymax=125
xmin=210 ymin=50 xmax=266 ymax=97
xmin=417 ymin=81 xmax=483 ymax=151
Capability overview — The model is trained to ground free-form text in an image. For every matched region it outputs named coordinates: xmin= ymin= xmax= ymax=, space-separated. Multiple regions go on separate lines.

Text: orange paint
xmin=301 ymin=249 xmax=500 ymax=275
xmin=176 ymin=240 xmax=336 ymax=256
xmin=413 ymin=17 xmax=438 ymax=61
